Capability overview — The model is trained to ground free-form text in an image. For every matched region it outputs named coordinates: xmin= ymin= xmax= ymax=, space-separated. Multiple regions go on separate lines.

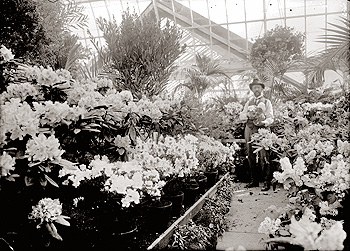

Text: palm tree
xmin=173 ymin=53 xmax=230 ymax=99
xmin=303 ymin=15 xmax=350 ymax=89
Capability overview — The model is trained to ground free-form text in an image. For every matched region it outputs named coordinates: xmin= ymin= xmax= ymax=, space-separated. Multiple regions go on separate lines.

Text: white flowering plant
xmin=261 ymin=207 xmax=347 ymax=251
xmin=259 ymin=91 xmax=350 ymax=250
xmin=28 ymin=198 xmax=70 ymax=241
xmin=196 ymin=135 xmax=239 ymax=172
xmin=246 ymin=104 xmax=267 ymax=126
xmin=0 ymin=46 xmax=191 ymax=249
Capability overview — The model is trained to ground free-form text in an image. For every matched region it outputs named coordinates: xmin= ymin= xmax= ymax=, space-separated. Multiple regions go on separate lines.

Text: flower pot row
xmin=147 ymin=172 xmax=231 ymax=250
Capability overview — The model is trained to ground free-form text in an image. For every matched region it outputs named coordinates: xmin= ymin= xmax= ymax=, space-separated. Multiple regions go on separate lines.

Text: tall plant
xmin=0 ymin=0 xmax=47 ymax=62
xmin=173 ymin=53 xmax=229 ymax=99
xmin=95 ymin=9 xmax=184 ymax=99
xmin=0 ymin=0 xmax=88 ymax=68
xmin=249 ymin=26 xmax=305 ymax=99
xmin=304 ymin=15 xmax=350 ymax=89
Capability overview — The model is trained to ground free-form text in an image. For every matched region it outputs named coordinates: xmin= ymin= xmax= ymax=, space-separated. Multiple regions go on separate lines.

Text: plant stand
xmin=147 ymin=173 xmax=230 ymax=250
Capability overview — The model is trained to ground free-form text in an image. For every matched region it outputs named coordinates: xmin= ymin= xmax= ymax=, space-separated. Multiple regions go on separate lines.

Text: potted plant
xmin=183 ymin=178 xmax=200 ymax=207
xmin=162 ymin=177 xmax=185 ymax=216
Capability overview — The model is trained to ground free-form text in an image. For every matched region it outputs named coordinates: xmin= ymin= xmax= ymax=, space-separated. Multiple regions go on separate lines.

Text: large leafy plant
xmin=250 ymin=26 xmax=305 ymax=78
xmin=173 ymin=53 xmax=229 ymax=99
xmin=95 ymin=9 xmax=184 ymax=99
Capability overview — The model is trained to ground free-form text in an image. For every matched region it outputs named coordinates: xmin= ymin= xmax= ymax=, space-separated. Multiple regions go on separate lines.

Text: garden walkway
xmin=216 ymin=182 xmax=289 ymax=250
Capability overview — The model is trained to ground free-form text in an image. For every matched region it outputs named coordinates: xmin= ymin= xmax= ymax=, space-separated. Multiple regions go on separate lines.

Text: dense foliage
xmin=0 ymin=46 xmax=238 ymax=250
xmin=169 ymin=175 xmax=236 ymax=250
xmin=0 ymin=0 xmax=88 ymax=72
xmin=0 ymin=0 xmax=47 ymax=62
xmin=250 ymin=25 xmax=305 ymax=77
xmin=253 ymin=91 xmax=350 ymax=250
xmin=96 ymin=9 xmax=184 ymax=99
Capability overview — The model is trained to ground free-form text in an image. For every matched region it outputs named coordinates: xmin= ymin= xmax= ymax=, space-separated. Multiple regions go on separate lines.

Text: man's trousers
xmin=244 ymin=123 xmax=272 ymax=185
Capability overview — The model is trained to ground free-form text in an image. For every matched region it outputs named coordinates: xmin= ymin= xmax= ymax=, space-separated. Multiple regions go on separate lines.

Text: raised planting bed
xmin=147 ymin=172 xmax=231 ymax=250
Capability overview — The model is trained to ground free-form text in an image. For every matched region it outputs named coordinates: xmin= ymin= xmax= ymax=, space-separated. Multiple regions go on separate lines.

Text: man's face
xmin=251 ymin=85 xmax=263 ymax=97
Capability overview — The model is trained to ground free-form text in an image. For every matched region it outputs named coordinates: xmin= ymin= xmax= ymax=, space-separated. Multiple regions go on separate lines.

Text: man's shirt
xmin=239 ymin=96 xmax=274 ymax=126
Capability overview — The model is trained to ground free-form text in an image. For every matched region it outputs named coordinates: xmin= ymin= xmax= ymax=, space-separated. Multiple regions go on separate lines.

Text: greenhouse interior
xmin=0 ymin=0 xmax=349 ymax=250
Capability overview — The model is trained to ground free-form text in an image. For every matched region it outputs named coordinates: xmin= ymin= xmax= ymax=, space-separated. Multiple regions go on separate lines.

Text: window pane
xmin=247 ymin=21 xmax=264 ymax=42
xmin=245 ymin=0 xmax=264 ymax=21
xmin=266 ymin=0 xmax=285 ymax=19
xmin=286 ymin=0 xmax=305 ymax=17
xmin=229 ymin=23 xmax=247 ymax=50
xmin=266 ymin=19 xmax=285 ymax=30
xmin=190 ymin=0 xmax=210 ymax=25
xmin=208 ymin=0 xmax=227 ymax=24
xmin=306 ymin=15 xmax=326 ymax=54
xmin=327 ymin=0 xmax=347 ymax=13
xmin=226 ymin=0 xmax=245 ymax=23
xmin=286 ymin=17 xmax=305 ymax=34
xmin=306 ymin=0 xmax=326 ymax=15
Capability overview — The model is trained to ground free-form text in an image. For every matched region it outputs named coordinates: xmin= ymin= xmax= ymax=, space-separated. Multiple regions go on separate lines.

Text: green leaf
xmin=24 ymin=176 xmax=34 ymax=186
xmin=52 ymin=159 xmax=78 ymax=170
xmin=40 ymin=176 xmax=47 ymax=187
xmin=81 ymin=128 xmax=101 ymax=133
xmin=118 ymin=148 xmax=125 ymax=155
xmin=55 ymin=215 xmax=70 ymax=226
xmin=129 ymin=126 xmax=137 ymax=142
xmin=45 ymin=222 xmax=63 ymax=241
xmin=44 ymin=174 xmax=59 ymax=188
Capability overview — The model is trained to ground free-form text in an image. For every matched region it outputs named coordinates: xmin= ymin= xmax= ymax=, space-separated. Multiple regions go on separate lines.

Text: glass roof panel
xmin=245 ymin=0 xmax=264 ymax=21
xmin=70 ymin=0 xmax=349 ymax=89
xmin=285 ymin=0 xmax=305 ymax=17
xmin=226 ymin=0 xmax=246 ymax=23
xmin=265 ymin=0 xmax=285 ymax=19
xmin=208 ymin=0 xmax=228 ymax=24
xmin=306 ymin=15 xmax=326 ymax=54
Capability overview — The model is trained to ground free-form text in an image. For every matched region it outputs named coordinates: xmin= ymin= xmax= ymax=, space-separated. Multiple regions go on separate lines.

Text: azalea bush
xmin=169 ymin=175 xmax=236 ymax=250
xmin=254 ymin=90 xmax=350 ymax=250
xmin=196 ymin=135 xmax=239 ymax=173
xmin=0 ymin=45 xmax=188 ymax=249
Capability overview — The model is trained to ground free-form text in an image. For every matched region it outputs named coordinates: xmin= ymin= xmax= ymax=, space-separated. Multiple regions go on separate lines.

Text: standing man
xmin=239 ymin=79 xmax=274 ymax=191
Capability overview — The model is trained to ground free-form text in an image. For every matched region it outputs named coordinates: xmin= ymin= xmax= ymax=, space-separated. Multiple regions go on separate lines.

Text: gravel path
xmin=216 ymin=182 xmax=288 ymax=250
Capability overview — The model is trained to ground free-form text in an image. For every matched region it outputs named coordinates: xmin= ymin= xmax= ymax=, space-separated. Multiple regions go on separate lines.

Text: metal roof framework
xmin=73 ymin=0 xmax=349 ymax=93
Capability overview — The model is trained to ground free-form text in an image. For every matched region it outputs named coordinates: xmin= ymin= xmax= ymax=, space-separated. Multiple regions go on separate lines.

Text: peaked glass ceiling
xmin=71 ymin=0 xmax=349 ymax=94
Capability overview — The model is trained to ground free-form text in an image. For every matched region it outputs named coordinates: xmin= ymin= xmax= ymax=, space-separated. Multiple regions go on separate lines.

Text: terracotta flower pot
xmin=144 ymin=200 xmax=172 ymax=232
xmin=196 ymin=175 xmax=208 ymax=194
xmin=204 ymin=169 xmax=218 ymax=188
xmin=183 ymin=184 xmax=199 ymax=207
xmin=163 ymin=191 xmax=184 ymax=217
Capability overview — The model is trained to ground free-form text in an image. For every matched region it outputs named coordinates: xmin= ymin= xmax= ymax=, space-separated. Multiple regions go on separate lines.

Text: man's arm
xmin=262 ymin=99 xmax=274 ymax=126
xmin=239 ymin=100 xmax=250 ymax=122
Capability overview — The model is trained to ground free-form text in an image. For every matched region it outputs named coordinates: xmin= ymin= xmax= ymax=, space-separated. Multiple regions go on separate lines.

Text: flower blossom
xmin=0 ymin=99 xmax=40 ymax=143
xmin=0 ymin=45 xmax=14 ymax=61
xmin=26 ymin=134 xmax=64 ymax=162
xmin=273 ymin=157 xmax=307 ymax=189
xmin=258 ymin=217 xmax=281 ymax=236
xmin=0 ymin=152 xmax=16 ymax=177
xmin=28 ymin=198 xmax=63 ymax=227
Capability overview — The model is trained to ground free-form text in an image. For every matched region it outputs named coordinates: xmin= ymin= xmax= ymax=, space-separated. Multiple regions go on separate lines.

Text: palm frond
xmin=65 ymin=43 xmax=81 ymax=71
xmin=303 ymin=14 xmax=350 ymax=87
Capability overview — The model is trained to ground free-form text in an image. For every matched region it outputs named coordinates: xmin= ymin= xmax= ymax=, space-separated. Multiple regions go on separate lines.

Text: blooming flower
xmin=0 ymin=82 xmax=38 ymax=102
xmin=315 ymin=221 xmax=347 ymax=250
xmin=28 ymin=198 xmax=63 ymax=227
xmin=258 ymin=217 xmax=281 ymax=236
xmin=26 ymin=134 xmax=64 ymax=162
xmin=273 ymin=157 xmax=307 ymax=189
xmin=0 ymin=152 xmax=16 ymax=177
xmin=0 ymin=99 xmax=40 ymax=143
xmin=289 ymin=214 xmax=322 ymax=250
xmin=0 ymin=45 xmax=15 ymax=61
